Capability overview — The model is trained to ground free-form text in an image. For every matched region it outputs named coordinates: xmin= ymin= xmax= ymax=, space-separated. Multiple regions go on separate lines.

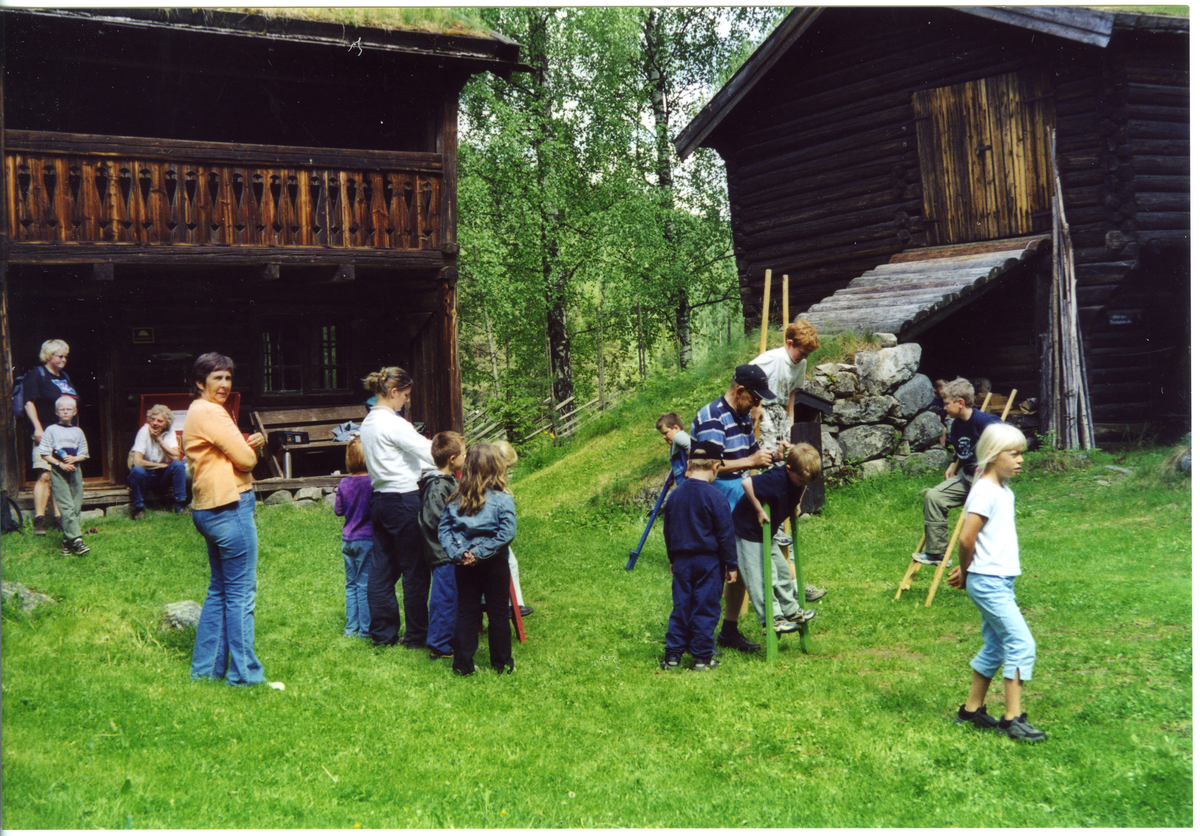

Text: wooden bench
xmin=252 ymin=405 xmax=368 ymax=479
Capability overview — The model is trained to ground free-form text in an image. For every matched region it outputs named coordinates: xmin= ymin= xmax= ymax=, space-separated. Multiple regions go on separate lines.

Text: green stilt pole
xmin=791 ymin=511 xmax=808 ymax=654
xmin=763 ymin=521 xmax=778 ymax=664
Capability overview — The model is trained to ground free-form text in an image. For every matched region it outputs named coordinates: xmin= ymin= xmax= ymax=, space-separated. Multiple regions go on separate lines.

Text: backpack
xmin=11 ymin=366 xmax=43 ymax=419
xmin=1 ymin=490 xmax=23 ymax=534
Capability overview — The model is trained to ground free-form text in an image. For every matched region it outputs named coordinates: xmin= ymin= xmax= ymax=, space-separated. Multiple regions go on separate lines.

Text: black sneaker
xmin=33 ymin=515 xmax=47 ymax=536
xmin=913 ymin=552 xmax=943 ymax=566
xmin=997 ymin=713 xmax=1047 ymax=742
xmin=452 ymin=667 xmax=475 ymax=677
xmin=717 ymin=630 xmax=762 ymax=653
xmin=660 ymin=654 xmax=682 ymax=670
xmin=428 ymin=648 xmax=453 ymax=660
xmin=954 ymin=704 xmax=1000 ymax=730
xmin=692 ymin=657 xmax=720 ymax=671
xmin=69 ymin=537 xmax=91 ymax=555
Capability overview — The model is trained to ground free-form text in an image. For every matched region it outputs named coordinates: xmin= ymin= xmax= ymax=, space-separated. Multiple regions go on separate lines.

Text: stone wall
xmin=799 ymin=338 xmax=949 ymax=482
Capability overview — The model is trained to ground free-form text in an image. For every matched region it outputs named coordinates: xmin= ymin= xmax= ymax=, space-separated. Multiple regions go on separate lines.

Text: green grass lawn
xmin=2 ymin=349 xmax=1191 ymax=827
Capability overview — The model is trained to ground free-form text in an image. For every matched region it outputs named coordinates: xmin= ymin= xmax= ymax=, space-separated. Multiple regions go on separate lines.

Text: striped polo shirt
xmin=690 ymin=395 xmax=759 ymax=473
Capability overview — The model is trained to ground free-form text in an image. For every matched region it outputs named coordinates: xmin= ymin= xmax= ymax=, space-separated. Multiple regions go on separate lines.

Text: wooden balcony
xmin=4 ymin=130 xmax=446 ymax=265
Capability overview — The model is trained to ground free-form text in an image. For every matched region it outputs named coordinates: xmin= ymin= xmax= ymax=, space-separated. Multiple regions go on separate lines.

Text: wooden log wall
xmin=6 ymin=135 xmax=442 ymax=252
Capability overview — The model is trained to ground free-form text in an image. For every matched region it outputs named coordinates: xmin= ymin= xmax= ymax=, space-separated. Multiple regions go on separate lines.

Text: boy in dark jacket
xmin=417 ymin=431 xmax=466 ymax=660
xmin=661 ymin=439 xmax=738 ymax=672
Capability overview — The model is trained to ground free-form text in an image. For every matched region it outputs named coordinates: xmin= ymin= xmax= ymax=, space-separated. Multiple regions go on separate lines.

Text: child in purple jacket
xmin=334 ymin=437 xmax=373 ymax=637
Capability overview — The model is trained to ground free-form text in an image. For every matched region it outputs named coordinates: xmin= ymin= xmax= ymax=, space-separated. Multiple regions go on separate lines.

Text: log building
xmin=1 ymin=9 xmax=525 ymax=504
xmin=677 ymin=7 xmax=1188 ymax=442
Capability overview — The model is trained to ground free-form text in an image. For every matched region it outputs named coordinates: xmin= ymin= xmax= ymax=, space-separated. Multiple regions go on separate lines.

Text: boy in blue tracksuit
xmin=660 ymin=439 xmax=738 ymax=672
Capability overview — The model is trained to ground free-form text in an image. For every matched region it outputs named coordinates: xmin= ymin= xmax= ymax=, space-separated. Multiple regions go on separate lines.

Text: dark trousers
xmin=665 ymin=556 xmax=723 ymax=660
xmin=453 ymin=553 xmax=513 ymax=674
xmin=367 ymin=491 xmax=429 ymax=647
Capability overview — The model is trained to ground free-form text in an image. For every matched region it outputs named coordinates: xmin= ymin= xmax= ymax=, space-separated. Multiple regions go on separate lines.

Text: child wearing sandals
xmin=947 ymin=423 xmax=1046 ymax=742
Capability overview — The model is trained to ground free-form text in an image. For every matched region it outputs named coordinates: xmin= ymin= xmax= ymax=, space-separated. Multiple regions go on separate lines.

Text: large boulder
xmin=855 ymin=343 xmax=922 ymax=395
xmin=903 ymin=411 xmax=945 ymax=451
xmin=901 ymin=447 xmax=951 ymax=475
xmin=800 ymin=378 xmax=835 ymax=402
xmin=892 ymin=374 xmax=936 ymax=420
xmin=294 ymin=487 xmax=324 ymax=502
xmin=827 ymin=370 xmax=861 ymax=399
xmin=820 ymin=429 xmax=844 ymax=469
xmin=860 ymin=458 xmax=894 ymax=478
xmin=832 ymin=395 xmax=895 ymax=427
xmin=838 ymin=424 xmax=898 ymax=461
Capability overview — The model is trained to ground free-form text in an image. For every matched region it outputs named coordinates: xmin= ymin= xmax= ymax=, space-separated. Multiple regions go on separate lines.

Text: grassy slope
xmin=1 ymin=337 xmax=1191 ymax=828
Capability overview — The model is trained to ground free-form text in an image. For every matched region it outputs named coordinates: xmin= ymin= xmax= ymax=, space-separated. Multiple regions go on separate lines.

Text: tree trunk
xmin=483 ymin=303 xmax=501 ymax=399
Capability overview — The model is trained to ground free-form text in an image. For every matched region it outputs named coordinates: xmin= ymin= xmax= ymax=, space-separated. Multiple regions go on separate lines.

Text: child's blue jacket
xmin=437 ymin=490 xmax=516 ymax=562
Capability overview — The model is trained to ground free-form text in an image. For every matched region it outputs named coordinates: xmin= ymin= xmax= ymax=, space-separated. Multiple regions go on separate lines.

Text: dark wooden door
xmin=913 ymin=72 xmax=1055 ymax=245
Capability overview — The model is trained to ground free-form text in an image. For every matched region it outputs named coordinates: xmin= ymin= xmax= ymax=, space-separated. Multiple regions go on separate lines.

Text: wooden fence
xmin=464 ymin=391 xmax=625 ymax=446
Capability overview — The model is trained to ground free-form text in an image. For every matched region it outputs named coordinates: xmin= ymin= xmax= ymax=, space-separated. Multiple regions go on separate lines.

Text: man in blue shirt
xmin=690 ymin=364 xmax=777 ymax=654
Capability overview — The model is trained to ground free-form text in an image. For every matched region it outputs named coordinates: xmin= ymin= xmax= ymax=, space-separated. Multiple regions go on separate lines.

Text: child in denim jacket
xmin=438 ymin=443 xmax=517 ymax=676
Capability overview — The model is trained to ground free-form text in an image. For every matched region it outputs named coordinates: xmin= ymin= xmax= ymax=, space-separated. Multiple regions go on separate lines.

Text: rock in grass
xmin=2 ymin=581 xmax=56 ymax=614
xmin=294 ymin=499 xmax=316 ymax=508
xmin=323 ymin=492 xmax=337 ymax=508
xmin=163 ymin=600 xmax=201 ymax=631
xmin=81 ymin=508 xmax=104 ymax=521
xmin=265 ymin=490 xmax=293 ymax=506
xmin=294 ymin=487 xmax=324 ymax=502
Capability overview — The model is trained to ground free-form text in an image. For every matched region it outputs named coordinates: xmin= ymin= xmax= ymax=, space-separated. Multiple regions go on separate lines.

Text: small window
xmin=261 ymin=318 xmax=349 ymax=395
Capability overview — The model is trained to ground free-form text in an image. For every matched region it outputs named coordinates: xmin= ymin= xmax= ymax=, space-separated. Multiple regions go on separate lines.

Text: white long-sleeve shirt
xmin=359 ymin=405 xmax=435 ymax=493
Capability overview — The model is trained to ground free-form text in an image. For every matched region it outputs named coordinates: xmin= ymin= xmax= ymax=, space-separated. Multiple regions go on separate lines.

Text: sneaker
xmin=913 ymin=552 xmax=943 ymax=566
xmin=69 ymin=537 xmax=90 ymax=555
xmin=452 ymin=667 xmax=476 ymax=677
xmin=717 ymin=630 xmax=762 ymax=653
xmin=785 ymin=609 xmax=817 ymax=624
xmin=997 ymin=713 xmax=1047 ymax=742
xmin=772 ymin=619 xmax=800 ymax=635
xmin=519 ymin=605 xmax=533 ymax=617
xmin=954 ymin=704 xmax=1000 ymax=730
xmin=660 ymin=653 xmax=682 ymax=670
xmin=33 ymin=515 xmax=47 ymax=536
xmin=131 ymin=506 xmax=146 ymax=521
xmin=61 ymin=541 xmax=72 ymax=555
xmin=804 ymin=584 xmax=827 ymax=602
xmin=773 ymin=532 xmax=793 ymax=547
xmin=428 ymin=648 xmax=453 ymax=660
xmin=692 ymin=657 xmax=721 ymax=671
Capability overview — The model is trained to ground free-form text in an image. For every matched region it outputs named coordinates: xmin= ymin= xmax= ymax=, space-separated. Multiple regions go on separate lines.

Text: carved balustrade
xmin=5 ymin=131 xmax=442 ymax=251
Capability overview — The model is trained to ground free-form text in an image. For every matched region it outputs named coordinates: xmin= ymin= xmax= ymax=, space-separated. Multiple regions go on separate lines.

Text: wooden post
xmin=759 ymin=269 xmax=772 ymax=356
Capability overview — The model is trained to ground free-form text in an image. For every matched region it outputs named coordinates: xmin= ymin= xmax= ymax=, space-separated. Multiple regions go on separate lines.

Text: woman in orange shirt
xmin=183 ymin=352 xmax=268 ymax=686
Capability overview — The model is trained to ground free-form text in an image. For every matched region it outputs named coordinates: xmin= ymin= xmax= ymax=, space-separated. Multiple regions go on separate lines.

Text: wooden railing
xmin=5 ymin=131 xmax=442 ymax=251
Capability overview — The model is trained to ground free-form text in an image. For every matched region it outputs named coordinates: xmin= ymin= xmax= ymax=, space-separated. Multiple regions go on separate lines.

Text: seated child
xmin=494 ymin=440 xmax=532 ymax=617
xmin=418 ymin=431 xmax=467 ymax=659
xmin=38 ymin=395 xmax=90 ymax=555
xmin=334 ymin=437 xmax=373 ymax=638
xmin=916 ymin=378 xmax=1002 ymax=565
xmin=733 ymin=443 xmax=822 ymax=637
xmin=656 ymin=412 xmax=692 ymax=484
xmin=438 ymin=443 xmax=518 ymax=676
xmin=660 ymin=439 xmax=738 ymax=672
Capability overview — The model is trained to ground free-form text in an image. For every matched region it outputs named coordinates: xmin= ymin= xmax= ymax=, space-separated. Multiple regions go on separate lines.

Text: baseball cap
xmin=689 ymin=438 xmax=725 ymax=460
xmin=733 ymin=364 xmax=777 ymax=401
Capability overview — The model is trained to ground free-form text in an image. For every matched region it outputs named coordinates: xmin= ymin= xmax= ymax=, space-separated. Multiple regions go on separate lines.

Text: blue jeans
xmin=368 ymin=491 xmax=429 ymax=647
xmin=191 ymin=491 xmax=265 ymax=686
xmin=966 ymin=572 xmax=1036 ymax=682
xmin=665 ymin=555 xmax=723 ymax=660
xmin=342 ymin=539 xmax=372 ymax=637
xmin=427 ymin=562 xmax=458 ymax=654
xmin=128 ymin=460 xmax=188 ymax=508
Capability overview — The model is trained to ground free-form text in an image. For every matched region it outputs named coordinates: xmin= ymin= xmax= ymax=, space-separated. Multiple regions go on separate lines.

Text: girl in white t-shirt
xmin=947 ymin=423 xmax=1045 ymax=742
